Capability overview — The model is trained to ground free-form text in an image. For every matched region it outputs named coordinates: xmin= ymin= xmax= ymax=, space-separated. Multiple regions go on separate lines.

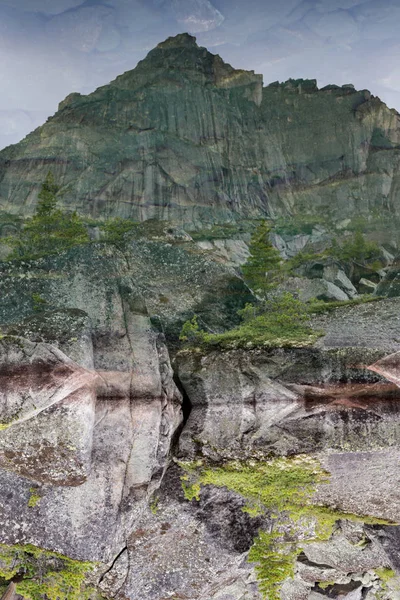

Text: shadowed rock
xmin=0 ymin=582 xmax=16 ymax=600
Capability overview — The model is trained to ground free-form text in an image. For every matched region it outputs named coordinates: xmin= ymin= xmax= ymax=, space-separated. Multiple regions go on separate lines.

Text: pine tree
xmin=8 ymin=172 xmax=90 ymax=259
xmin=36 ymin=171 xmax=59 ymax=217
xmin=242 ymin=221 xmax=282 ymax=295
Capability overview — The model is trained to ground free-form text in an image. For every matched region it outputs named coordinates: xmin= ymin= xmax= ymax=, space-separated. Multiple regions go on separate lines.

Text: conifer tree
xmin=242 ymin=221 xmax=282 ymax=295
xmin=8 ymin=171 xmax=90 ymax=259
xmin=36 ymin=171 xmax=59 ymax=217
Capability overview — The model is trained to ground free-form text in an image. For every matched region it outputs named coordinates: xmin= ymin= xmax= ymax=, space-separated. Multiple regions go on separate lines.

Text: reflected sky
xmin=1 ymin=0 xmax=399 ymax=149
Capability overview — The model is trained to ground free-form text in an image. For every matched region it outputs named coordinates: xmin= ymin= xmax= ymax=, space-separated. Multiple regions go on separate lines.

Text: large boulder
xmin=175 ymin=345 xmax=400 ymax=461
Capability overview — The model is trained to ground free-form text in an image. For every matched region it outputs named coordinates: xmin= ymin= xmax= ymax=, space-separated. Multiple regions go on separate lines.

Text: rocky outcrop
xmin=175 ymin=298 xmax=400 ymax=461
xmin=0 ymin=233 xmax=257 ymax=566
xmin=1 ymin=247 xmax=400 ymax=599
xmin=0 ymin=244 xmax=188 ymax=565
xmin=0 ymin=337 xmax=97 ymax=486
xmin=376 ymin=255 xmax=400 ymax=296
xmin=1 ymin=34 xmax=400 ymax=231
xmin=0 ymin=325 xmax=182 ymax=565
xmin=0 ymin=237 xmax=253 ymax=345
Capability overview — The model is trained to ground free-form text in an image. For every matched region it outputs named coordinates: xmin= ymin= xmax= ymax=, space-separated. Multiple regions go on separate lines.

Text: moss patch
xmin=180 ymin=457 xmax=395 ymax=600
xmin=180 ymin=293 xmax=324 ymax=350
xmin=0 ymin=543 xmax=100 ymax=600
xmin=27 ymin=488 xmax=41 ymax=508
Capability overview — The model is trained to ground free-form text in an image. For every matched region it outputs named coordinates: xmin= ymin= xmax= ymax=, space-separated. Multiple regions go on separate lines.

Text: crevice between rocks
xmin=173 ymin=372 xmax=192 ymax=433
xmin=98 ymin=546 xmax=129 ymax=585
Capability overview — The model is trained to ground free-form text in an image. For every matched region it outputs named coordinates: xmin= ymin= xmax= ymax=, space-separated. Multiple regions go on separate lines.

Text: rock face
xmin=0 ymin=245 xmax=185 ymax=562
xmin=1 ymin=34 xmax=400 ymax=230
xmin=1 ymin=240 xmax=400 ymax=599
xmin=175 ymin=298 xmax=400 ymax=461
xmin=0 ymin=337 xmax=97 ymax=486
xmin=2 ymin=32 xmax=400 ymax=600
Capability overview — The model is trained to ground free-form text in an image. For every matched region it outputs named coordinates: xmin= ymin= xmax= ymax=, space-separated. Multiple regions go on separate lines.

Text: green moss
xmin=180 ymin=294 xmax=324 ymax=350
xmin=149 ymin=495 xmax=159 ymax=515
xmin=28 ymin=488 xmax=41 ymax=508
xmin=181 ymin=476 xmax=201 ymax=502
xmin=248 ymin=531 xmax=299 ymax=600
xmin=180 ymin=457 xmax=395 ymax=599
xmin=0 ymin=543 xmax=98 ymax=600
xmin=190 ymin=456 xmax=327 ymax=516
xmin=375 ymin=567 xmax=396 ymax=584
xmin=317 ymin=581 xmax=335 ymax=590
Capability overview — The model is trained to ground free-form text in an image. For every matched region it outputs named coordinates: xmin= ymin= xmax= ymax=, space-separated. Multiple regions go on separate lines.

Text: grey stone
xmin=314 ymin=450 xmax=400 ymax=523
xmin=323 ymin=265 xmax=358 ymax=298
xmin=358 ymin=278 xmax=378 ymax=293
xmin=106 ymin=466 xmax=263 ymax=600
xmin=297 ymin=561 xmax=351 ymax=585
xmin=0 ymin=337 xmax=97 ymax=485
xmin=343 ymin=587 xmax=363 ymax=600
xmin=280 ymin=579 xmax=310 ymax=600
xmin=302 ymin=536 xmax=385 ymax=573
xmin=175 ymin=335 xmax=400 ymax=460
xmin=298 ymin=279 xmax=349 ymax=302
xmin=0 ymin=245 xmax=184 ymax=565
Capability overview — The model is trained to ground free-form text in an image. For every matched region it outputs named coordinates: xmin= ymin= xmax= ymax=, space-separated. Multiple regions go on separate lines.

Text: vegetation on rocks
xmin=6 ymin=173 xmax=90 ymax=260
xmin=99 ymin=217 xmax=139 ymax=245
xmin=179 ymin=292 xmax=323 ymax=349
xmin=332 ymin=230 xmax=381 ymax=265
xmin=180 ymin=458 xmax=394 ymax=600
xmin=0 ymin=543 xmax=99 ymax=600
xmin=242 ymin=220 xmax=283 ymax=295
xmin=287 ymin=230 xmax=382 ymax=274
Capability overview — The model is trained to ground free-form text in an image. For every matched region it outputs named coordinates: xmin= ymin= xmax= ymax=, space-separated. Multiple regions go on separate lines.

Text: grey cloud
xmin=0 ymin=0 xmax=86 ymax=16
xmin=45 ymin=4 xmax=116 ymax=52
xmin=168 ymin=0 xmax=224 ymax=33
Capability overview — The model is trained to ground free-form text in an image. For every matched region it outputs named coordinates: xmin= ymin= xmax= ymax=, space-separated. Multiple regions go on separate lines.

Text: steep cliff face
xmin=1 ymin=33 xmax=400 ymax=230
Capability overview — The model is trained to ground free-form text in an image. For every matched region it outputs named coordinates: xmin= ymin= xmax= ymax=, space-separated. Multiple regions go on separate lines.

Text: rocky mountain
xmin=2 ymin=32 xmax=400 ymax=600
xmin=1 ymin=32 xmax=400 ymax=233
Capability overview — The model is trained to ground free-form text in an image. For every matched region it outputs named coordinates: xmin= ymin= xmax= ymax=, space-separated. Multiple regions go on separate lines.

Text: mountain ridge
xmin=0 ymin=32 xmax=399 ymax=231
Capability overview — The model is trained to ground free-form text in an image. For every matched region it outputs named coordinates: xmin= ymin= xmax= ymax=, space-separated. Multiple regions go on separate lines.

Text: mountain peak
xmin=156 ymin=33 xmax=198 ymax=50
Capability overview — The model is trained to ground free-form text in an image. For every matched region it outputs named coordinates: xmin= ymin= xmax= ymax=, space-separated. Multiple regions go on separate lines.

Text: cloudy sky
xmin=1 ymin=0 xmax=400 ymax=150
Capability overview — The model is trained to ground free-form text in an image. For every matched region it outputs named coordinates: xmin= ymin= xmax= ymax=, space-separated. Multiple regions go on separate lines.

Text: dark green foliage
xmin=331 ymin=230 xmax=381 ymax=264
xmin=7 ymin=172 xmax=90 ymax=260
xmin=36 ymin=172 xmax=58 ymax=217
xmin=188 ymin=223 xmax=242 ymax=241
xmin=308 ymin=295 xmax=382 ymax=314
xmin=31 ymin=293 xmax=47 ymax=312
xmin=274 ymin=214 xmax=325 ymax=237
xmin=179 ymin=316 xmax=205 ymax=344
xmin=99 ymin=217 xmax=138 ymax=244
xmin=242 ymin=221 xmax=283 ymax=295
xmin=179 ymin=293 xmax=322 ymax=349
